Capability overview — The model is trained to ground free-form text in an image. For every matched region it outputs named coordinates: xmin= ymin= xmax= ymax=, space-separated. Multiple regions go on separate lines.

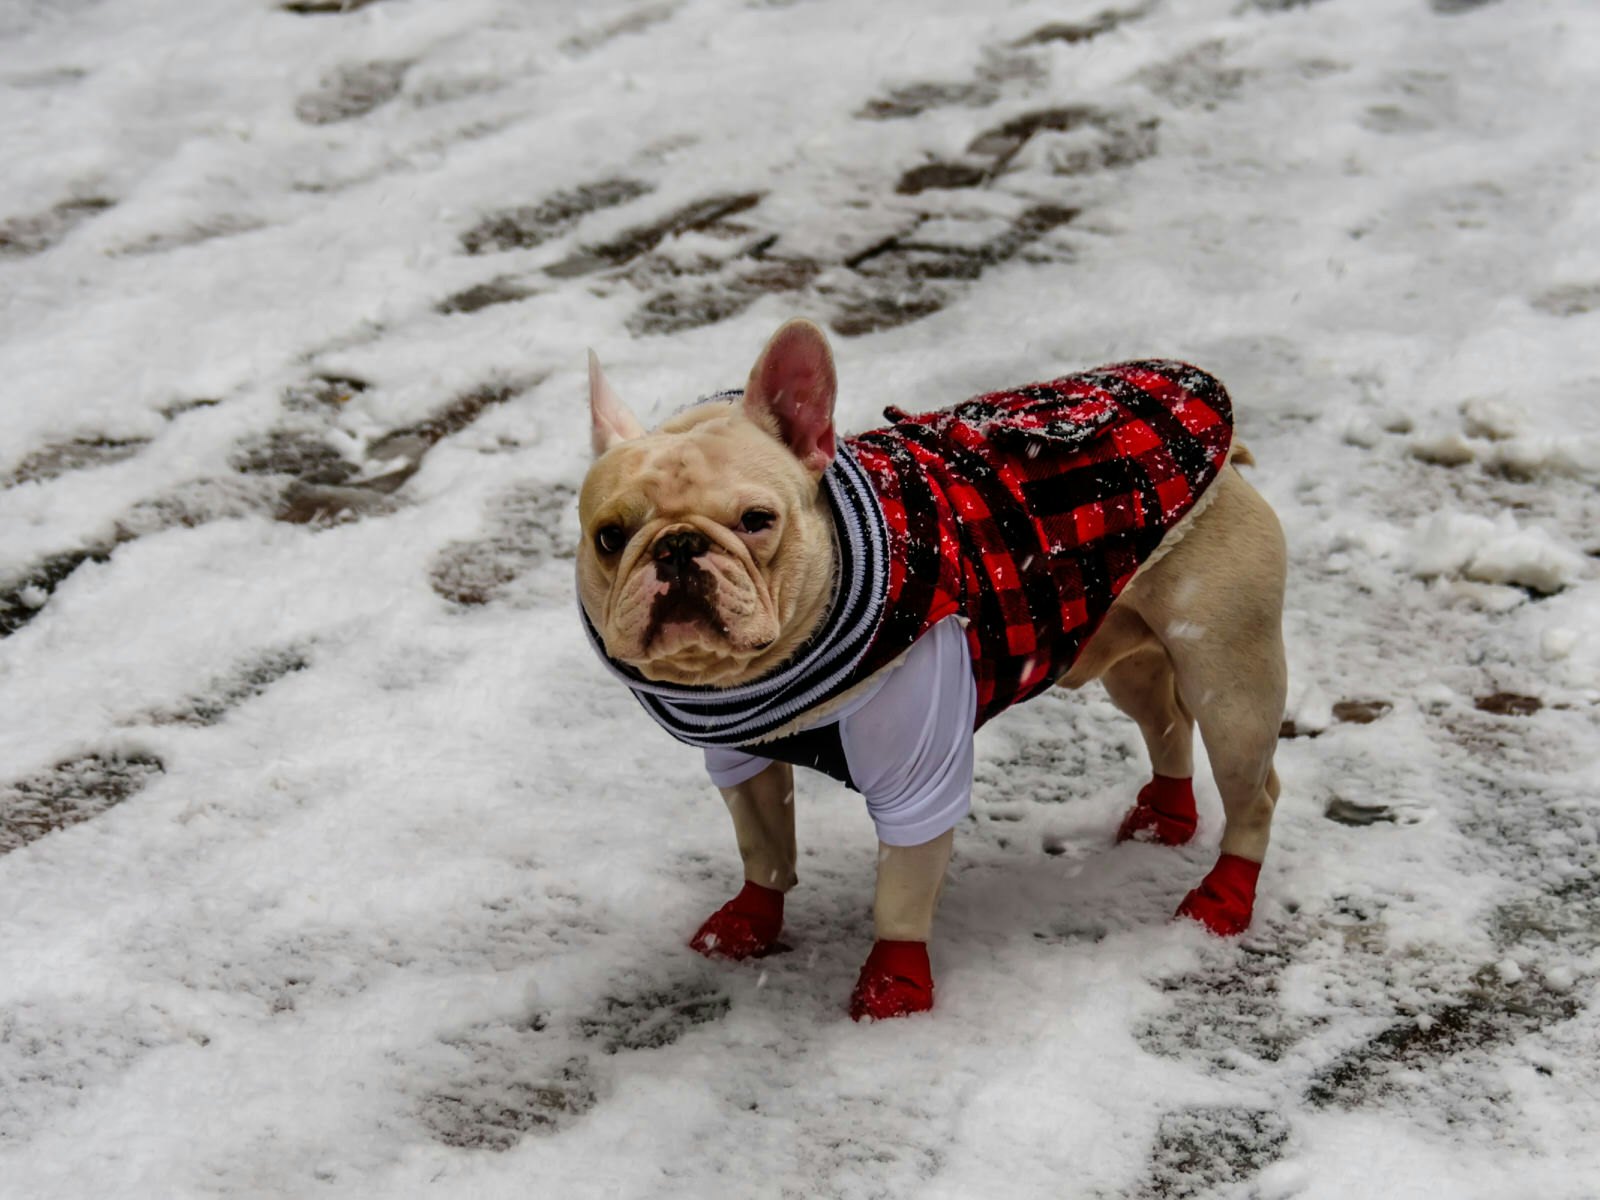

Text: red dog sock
xmin=1117 ymin=774 xmax=1198 ymax=846
xmin=849 ymin=940 xmax=934 ymax=1021
xmin=689 ymin=880 xmax=785 ymax=960
xmin=1175 ymin=853 xmax=1261 ymax=936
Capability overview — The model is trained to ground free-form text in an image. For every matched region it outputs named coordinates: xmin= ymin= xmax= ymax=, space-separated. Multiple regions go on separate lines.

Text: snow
xmin=1404 ymin=511 xmax=1591 ymax=596
xmin=3 ymin=0 xmax=1600 ymax=1196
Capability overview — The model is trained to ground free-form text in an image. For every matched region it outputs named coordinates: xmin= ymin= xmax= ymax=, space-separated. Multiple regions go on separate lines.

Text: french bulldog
xmin=577 ymin=319 xmax=1287 ymax=1020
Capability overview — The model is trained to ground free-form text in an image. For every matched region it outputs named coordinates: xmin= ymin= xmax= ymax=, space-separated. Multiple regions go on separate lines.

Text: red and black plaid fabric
xmin=846 ymin=359 xmax=1233 ymax=727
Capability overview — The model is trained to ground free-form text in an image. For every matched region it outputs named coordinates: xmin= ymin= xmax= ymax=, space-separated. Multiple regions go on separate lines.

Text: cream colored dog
xmin=578 ymin=319 xmax=1286 ymax=1020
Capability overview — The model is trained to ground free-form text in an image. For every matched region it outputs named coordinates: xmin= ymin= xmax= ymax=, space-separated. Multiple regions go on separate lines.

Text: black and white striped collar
xmin=580 ymin=443 xmax=889 ymax=748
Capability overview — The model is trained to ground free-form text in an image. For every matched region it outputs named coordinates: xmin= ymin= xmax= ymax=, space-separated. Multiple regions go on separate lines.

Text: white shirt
xmin=702 ymin=616 xmax=977 ymax=846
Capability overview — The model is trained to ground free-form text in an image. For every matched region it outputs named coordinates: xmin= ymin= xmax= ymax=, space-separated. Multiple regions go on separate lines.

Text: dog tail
xmin=1230 ymin=442 xmax=1256 ymax=468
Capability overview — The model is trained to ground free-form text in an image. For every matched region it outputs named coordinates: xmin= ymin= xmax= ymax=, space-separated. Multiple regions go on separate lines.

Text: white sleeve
xmin=703 ymin=745 xmax=773 ymax=789
xmin=838 ymin=617 xmax=976 ymax=847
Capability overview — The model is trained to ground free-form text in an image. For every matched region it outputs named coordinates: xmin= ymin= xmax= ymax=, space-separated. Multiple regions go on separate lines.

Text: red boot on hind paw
xmin=849 ymin=940 xmax=934 ymax=1022
xmin=1176 ymin=853 xmax=1261 ymax=936
xmin=1117 ymin=775 xmax=1198 ymax=846
xmin=689 ymin=881 xmax=785 ymax=960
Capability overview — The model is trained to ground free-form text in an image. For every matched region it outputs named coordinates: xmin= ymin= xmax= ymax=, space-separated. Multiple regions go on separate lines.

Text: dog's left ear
xmin=588 ymin=349 xmax=645 ymax=457
xmin=743 ymin=319 xmax=837 ymax=475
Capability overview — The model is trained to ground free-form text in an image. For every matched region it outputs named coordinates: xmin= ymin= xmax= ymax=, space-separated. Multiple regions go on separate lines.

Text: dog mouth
xmin=646 ymin=582 xmax=725 ymax=646
xmin=643 ymin=561 xmax=729 ymax=648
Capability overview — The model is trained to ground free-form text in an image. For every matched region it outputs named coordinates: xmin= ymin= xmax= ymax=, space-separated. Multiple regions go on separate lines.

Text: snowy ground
xmin=3 ymin=0 xmax=1599 ymax=1196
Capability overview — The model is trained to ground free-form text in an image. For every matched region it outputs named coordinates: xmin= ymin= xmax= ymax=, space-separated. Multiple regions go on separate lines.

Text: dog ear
xmin=588 ymin=350 xmax=645 ymax=457
xmin=743 ymin=319 xmax=837 ymax=475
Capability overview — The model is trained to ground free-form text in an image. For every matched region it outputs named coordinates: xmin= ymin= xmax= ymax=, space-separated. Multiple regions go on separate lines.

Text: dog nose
xmin=652 ymin=529 xmax=709 ymax=580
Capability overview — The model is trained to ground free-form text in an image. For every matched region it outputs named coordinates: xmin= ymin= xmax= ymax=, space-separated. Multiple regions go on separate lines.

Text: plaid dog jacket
xmin=584 ymin=360 xmax=1234 ymax=770
xmin=844 ymin=358 xmax=1234 ymax=728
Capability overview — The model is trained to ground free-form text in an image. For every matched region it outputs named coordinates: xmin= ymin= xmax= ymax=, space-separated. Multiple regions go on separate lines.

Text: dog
xmin=577 ymin=319 xmax=1287 ymax=1020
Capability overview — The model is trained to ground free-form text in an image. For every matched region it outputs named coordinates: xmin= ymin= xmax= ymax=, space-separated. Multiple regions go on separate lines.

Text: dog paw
xmin=1175 ymin=853 xmax=1261 ymax=936
xmin=688 ymin=880 xmax=785 ymax=960
xmin=1117 ymin=775 xmax=1198 ymax=846
xmin=849 ymin=940 xmax=934 ymax=1021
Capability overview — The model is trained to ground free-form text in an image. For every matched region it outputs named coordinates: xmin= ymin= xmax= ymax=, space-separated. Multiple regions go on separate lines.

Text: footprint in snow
xmin=416 ymin=1018 xmax=598 ymax=1151
xmin=576 ymin=978 xmax=732 ymax=1054
xmin=0 ymin=196 xmax=113 ymax=259
xmin=0 ymin=751 xmax=165 ymax=855
xmin=294 ymin=61 xmax=408 ymax=126
xmin=1131 ymin=1105 xmax=1291 ymax=1200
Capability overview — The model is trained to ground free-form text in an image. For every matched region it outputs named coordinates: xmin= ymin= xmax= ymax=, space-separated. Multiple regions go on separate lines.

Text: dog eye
xmin=738 ymin=509 xmax=776 ymax=534
xmin=594 ymin=525 xmax=627 ymax=555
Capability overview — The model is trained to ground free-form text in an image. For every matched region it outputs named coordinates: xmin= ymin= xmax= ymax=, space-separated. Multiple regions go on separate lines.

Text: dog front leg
xmin=724 ymin=760 xmax=798 ymax=892
xmin=689 ymin=761 xmax=794 ymax=960
xmin=874 ymin=831 xmax=954 ymax=941
xmin=851 ymin=829 xmax=954 ymax=1020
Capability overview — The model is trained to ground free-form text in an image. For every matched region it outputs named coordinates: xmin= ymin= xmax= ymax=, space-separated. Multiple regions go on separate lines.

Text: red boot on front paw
xmin=1117 ymin=775 xmax=1198 ymax=846
xmin=1175 ymin=853 xmax=1261 ymax=936
xmin=849 ymin=940 xmax=934 ymax=1021
xmin=689 ymin=881 xmax=785 ymax=960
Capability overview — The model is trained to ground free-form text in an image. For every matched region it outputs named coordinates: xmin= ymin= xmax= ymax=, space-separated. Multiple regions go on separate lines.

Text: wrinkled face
xmin=577 ymin=403 xmax=835 ymax=687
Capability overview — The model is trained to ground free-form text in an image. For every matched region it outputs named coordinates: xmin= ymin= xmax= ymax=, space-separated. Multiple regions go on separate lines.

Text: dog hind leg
xmin=1171 ymin=666 xmax=1284 ymax=934
xmin=1126 ymin=468 xmax=1288 ymax=935
xmin=1102 ymin=644 xmax=1199 ymax=845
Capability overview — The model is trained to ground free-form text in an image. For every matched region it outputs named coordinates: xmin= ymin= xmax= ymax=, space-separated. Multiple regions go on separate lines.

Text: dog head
xmin=577 ymin=319 xmax=840 ymax=688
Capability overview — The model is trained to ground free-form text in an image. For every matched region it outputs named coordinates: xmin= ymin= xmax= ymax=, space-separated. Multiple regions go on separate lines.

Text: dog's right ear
xmin=588 ymin=350 xmax=645 ymax=457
